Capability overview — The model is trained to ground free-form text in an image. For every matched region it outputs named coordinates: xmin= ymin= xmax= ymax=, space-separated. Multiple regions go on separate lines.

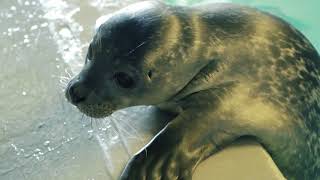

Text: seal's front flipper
xmin=119 ymin=109 xmax=244 ymax=180
xmin=119 ymin=118 xmax=197 ymax=180
xmin=119 ymin=89 xmax=242 ymax=180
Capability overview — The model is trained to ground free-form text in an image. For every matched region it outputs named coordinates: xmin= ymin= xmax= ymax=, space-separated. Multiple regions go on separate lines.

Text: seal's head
xmin=65 ymin=1 xmax=164 ymax=118
xmin=65 ymin=1 xmax=206 ymax=118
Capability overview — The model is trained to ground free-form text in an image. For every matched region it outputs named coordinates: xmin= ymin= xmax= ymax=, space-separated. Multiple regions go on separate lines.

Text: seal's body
xmin=66 ymin=1 xmax=320 ymax=179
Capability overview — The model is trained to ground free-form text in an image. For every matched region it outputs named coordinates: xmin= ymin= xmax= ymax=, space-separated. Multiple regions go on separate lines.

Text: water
xmin=0 ymin=0 xmax=319 ymax=179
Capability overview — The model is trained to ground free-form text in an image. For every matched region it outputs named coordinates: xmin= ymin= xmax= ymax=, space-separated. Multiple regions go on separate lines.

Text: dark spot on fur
xmin=148 ymin=70 xmax=153 ymax=79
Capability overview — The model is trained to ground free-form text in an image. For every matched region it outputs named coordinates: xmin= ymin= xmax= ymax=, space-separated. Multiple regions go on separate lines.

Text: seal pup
xmin=65 ymin=1 xmax=320 ymax=179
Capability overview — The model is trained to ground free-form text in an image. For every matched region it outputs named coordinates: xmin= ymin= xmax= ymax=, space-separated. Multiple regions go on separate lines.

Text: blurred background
xmin=0 ymin=0 xmax=319 ymax=179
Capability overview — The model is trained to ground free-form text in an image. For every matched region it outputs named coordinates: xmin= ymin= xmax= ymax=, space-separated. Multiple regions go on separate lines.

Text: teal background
xmin=165 ymin=0 xmax=320 ymax=52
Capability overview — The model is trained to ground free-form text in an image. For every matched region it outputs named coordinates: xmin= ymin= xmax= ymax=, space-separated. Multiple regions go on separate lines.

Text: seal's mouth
xmin=77 ymin=103 xmax=116 ymax=118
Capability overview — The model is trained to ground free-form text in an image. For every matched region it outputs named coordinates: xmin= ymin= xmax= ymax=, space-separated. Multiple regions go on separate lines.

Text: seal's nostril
xmin=67 ymin=81 xmax=88 ymax=105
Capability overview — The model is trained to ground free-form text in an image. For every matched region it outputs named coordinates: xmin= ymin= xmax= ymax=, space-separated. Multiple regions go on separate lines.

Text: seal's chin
xmin=77 ymin=103 xmax=116 ymax=118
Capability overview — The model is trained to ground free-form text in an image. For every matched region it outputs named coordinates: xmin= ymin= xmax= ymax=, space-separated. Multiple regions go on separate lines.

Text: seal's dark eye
xmin=113 ymin=72 xmax=135 ymax=89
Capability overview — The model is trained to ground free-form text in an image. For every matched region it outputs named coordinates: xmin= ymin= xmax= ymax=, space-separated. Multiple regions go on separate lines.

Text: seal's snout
xmin=65 ymin=79 xmax=90 ymax=105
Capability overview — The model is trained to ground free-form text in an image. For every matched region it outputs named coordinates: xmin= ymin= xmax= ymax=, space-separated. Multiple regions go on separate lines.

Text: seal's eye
xmin=113 ymin=72 xmax=135 ymax=89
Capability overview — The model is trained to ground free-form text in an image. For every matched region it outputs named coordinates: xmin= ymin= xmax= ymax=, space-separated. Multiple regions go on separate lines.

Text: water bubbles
xmin=43 ymin=140 xmax=50 ymax=146
xmin=12 ymin=27 xmax=20 ymax=32
xmin=10 ymin=6 xmax=17 ymax=11
xmin=111 ymin=135 xmax=119 ymax=142
xmin=87 ymin=129 xmax=94 ymax=139
xmin=59 ymin=28 xmax=72 ymax=38
xmin=10 ymin=144 xmax=27 ymax=156
xmin=30 ymin=25 xmax=38 ymax=31
xmin=23 ymin=38 xmax=30 ymax=43
xmin=5 ymin=27 xmax=21 ymax=37
xmin=24 ymin=1 xmax=30 ymax=6
xmin=88 ymin=130 xmax=94 ymax=133
xmin=6 ymin=13 xmax=13 ymax=18
xmin=22 ymin=91 xmax=27 ymax=96
xmin=40 ymin=22 xmax=48 ymax=27
xmin=34 ymin=148 xmax=41 ymax=153
xmin=11 ymin=144 xmax=18 ymax=151
xmin=32 ymin=148 xmax=45 ymax=161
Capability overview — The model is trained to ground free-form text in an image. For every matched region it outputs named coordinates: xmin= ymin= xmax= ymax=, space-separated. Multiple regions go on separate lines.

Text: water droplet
xmin=22 ymin=91 xmax=27 ymax=96
xmin=24 ymin=1 xmax=30 ymax=6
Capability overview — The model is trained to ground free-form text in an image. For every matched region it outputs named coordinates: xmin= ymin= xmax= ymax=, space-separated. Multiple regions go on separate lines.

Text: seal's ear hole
xmin=147 ymin=70 xmax=153 ymax=79
xmin=113 ymin=72 xmax=135 ymax=89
